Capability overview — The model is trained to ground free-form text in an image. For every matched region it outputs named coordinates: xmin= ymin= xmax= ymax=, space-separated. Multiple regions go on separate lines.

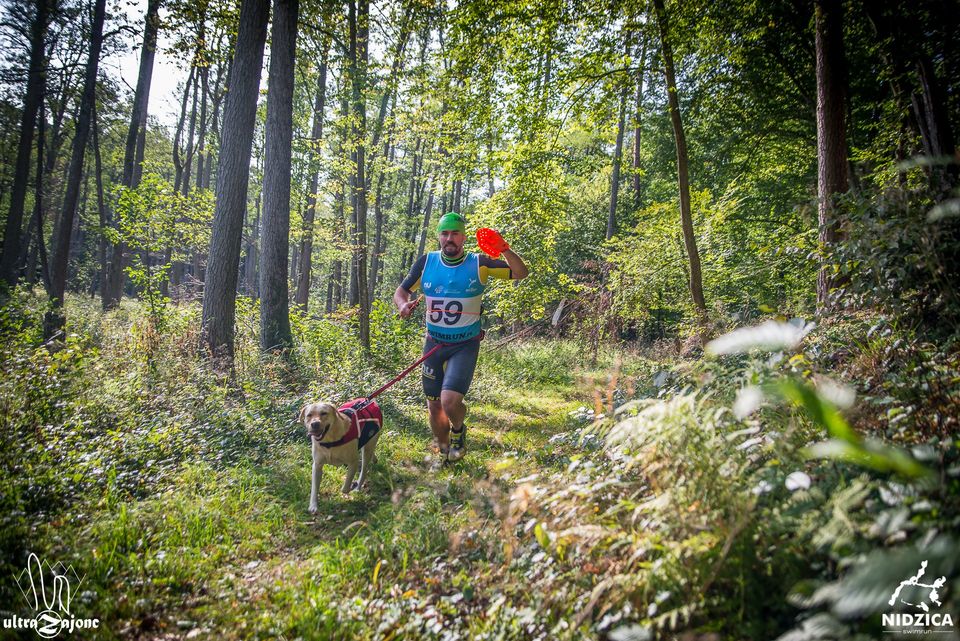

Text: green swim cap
xmin=437 ymin=212 xmax=466 ymax=234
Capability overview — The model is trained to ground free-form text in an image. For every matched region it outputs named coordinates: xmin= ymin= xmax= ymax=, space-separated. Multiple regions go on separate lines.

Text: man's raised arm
xmin=501 ymin=248 xmax=529 ymax=279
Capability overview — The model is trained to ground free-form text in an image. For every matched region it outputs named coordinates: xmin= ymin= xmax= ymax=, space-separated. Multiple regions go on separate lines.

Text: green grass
xmin=0 ymin=294 xmax=628 ymax=640
xmin=72 ymin=377 xmax=587 ymax=640
xmin=10 ymin=294 xmax=950 ymax=640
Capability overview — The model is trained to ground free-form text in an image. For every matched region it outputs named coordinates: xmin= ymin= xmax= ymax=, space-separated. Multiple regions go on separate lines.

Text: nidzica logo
xmin=6 ymin=553 xmax=100 ymax=638
xmin=882 ymin=560 xmax=954 ymax=632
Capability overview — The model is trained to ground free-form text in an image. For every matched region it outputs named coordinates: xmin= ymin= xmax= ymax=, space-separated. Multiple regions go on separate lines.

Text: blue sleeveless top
xmin=420 ymin=251 xmax=485 ymax=342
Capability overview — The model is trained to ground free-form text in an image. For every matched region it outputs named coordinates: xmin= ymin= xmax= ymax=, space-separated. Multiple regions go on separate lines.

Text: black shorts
xmin=421 ymin=336 xmax=480 ymax=400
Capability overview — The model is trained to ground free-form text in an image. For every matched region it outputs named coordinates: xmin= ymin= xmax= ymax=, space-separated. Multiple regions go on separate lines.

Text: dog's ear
xmin=297 ymin=404 xmax=308 ymax=424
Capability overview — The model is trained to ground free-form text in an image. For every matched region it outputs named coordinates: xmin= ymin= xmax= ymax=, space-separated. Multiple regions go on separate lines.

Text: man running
xmin=394 ymin=212 xmax=529 ymax=462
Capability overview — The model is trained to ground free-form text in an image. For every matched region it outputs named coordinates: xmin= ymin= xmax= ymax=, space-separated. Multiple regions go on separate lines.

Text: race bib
xmin=425 ymin=295 xmax=482 ymax=330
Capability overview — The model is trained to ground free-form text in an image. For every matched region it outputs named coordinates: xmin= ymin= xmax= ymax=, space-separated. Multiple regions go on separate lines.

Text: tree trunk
xmin=814 ymin=0 xmax=849 ymax=308
xmin=47 ymin=0 xmax=105 ymax=329
xmin=653 ymin=0 xmax=707 ymax=319
xmin=348 ymin=156 xmax=359 ymax=307
xmin=244 ymin=190 xmax=261 ymax=297
xmin=201 ymin=0 xmax=270 ymax=363
xmin=400 ymin=138 xmax=422 ymax=269
xmin=332 ymin=185 xmax=347 ymax=310
xmin=632 ymin=35 xmax=648 ymax=206
xmin=368 ymin=170 xmax=386 ymax=303
xmin=416 ymin=183 xmax=436 ymax=259
xmin=486 ymin=133 xmax=496 ymax=198
xmin=181 ymin=69 xmax=200 ymax=196
xmin=194 ymin=17 xmax=209 ymax=189
xmin=864 ymin=2 xmax=957 ymax=198
xmin=172 ymin=65 xmax=195 ymax=193
xmin=43 ymin=67 xmax=74 ymax=207
xmin=28 ymin=99 xmax=52 ymax=293
xmin=367 ymin=87 xmax=399 ymax=304
xmin=608 ymin=44 xmax=630 ymax=240
xmin=258 ymin=0 xmax=298 ymax=352
xmin=289 ymin=219 xmax=299 ymax=294
xmin=453 ymin=179 xmax=462 ymax=213
xmin=294 ymin=40 xmax=329 ymax=311
xmin=104 ymin=0 xmax=159 ymax=309
xmin=349 ymin=0 xmax=370 ymax=348
xmin=327 ymin=95 xmax=351 ymax=314
xmin=92 ymin=110 xmax=108 ymax=301
xmin=914 ymin=54 xmax=956 ymax=197
xmin=205 ymin=71 xmax=224 ymax=190
xmin=1 ymin=0 xmax=54 ymax=286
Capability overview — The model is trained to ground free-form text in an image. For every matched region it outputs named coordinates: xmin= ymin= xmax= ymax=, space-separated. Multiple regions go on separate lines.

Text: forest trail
xmin=155 ymin=350 xmax=600 ymax=639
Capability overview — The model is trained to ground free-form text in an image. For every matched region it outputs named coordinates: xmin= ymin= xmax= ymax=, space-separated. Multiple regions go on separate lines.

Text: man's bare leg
xmin=440 ymin=390 xmax=466 ymax=431
xmin=441 ymin=390 xmax=467 ymax=460
xmin=427 ymin=399 xmax=451 ymax=452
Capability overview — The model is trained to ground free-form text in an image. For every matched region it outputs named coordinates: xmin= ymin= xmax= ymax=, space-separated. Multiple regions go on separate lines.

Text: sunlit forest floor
xmin=1 ymin=290 xmax=957 ymax=640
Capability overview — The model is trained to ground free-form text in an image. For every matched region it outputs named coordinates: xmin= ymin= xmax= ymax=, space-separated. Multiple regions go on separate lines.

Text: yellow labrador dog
xmin=300 ymin=398 xmax=382 ymax=513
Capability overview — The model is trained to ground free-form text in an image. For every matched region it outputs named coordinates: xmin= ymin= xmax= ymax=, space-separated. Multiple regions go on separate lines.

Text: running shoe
xmin=448 ymin=424 xmax=467 ymax=461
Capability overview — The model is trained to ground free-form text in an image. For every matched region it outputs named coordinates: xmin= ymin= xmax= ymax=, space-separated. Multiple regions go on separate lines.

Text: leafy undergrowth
xmin=0 ymin=291 xmax=654 ymax=639
xmin=1 ymin=290 xmax=958 ymax=640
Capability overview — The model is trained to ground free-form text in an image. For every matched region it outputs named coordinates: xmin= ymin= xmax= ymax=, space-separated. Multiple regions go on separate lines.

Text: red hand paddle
xmin=476 ymin=228 xmax=510 ymax=259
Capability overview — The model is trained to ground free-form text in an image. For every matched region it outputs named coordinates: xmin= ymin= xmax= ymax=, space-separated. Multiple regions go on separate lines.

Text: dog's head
xmin=299 ymin=402 xmax=340 ymax=440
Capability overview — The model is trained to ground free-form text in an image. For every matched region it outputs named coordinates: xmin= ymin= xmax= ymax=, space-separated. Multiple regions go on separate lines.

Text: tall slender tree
xmin=294 ymin=38 xmax=329 ymax=311
xmin=632 ymin=35 xmax=648 ymax=207
xmin=607 ymin=42 xmax=630 ymax=240
xmin=46 ymin=0 xmax=106 ymax=335
xmin=1 ymin=0 xmax=55 ymax=287
xmin=653 ymin=0 xmax=707 ymax=318
xmin=201 ymin=0 xmax=270 ymax=362
xmin=814 ymin=0 xmax=849 ymax=308
xmin=259 ymin=0 xmax=298 ymax=351
xmin=103 ymin=0 xmax=160 ymax=309
xmin=348 ymin=0 xmax=370 ymax=348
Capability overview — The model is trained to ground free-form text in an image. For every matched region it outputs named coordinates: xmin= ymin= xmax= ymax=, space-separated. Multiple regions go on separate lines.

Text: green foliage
xmin=111 ymin=172 xmax=213 ymax=334
xmin=471 ymin=150 xmax=577 ymax=323
xmin=479 ymin=315 xmax=959 ymax=639
xmin=609 ymin=189 xmax=816 ymax=331
xmin=2 ymin=0 xmax=960 ymax=636
xmin=2 ymin=286 xmax=959 ymax=640
xmin=831 ymin=180 xmax=960 ymax=331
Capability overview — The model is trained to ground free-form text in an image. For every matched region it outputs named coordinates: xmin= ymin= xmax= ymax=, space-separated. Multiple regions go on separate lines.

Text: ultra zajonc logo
xmin=883 ymin=560 xmax=954 ymax=634
xmin=5 ymin=552 xmax=100 ymax=638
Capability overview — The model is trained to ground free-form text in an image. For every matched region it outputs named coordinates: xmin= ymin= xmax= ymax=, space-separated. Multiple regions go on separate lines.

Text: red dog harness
xmin=315 ymin=398 xmax=383 ymax=449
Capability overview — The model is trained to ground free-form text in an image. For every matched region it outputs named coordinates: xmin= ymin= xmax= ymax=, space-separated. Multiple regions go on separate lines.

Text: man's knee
xmin=427 ymin=399 xmax=444 ymax=417
xmin=440 ymin=391 xmax=464 ymax=415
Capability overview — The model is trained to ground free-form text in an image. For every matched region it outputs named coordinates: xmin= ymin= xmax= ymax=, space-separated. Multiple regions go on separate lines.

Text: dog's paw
xmin=308 ymin=504 xmax=318 ymax=514
xmin=350 ymin=480 xmax=361 ymax=491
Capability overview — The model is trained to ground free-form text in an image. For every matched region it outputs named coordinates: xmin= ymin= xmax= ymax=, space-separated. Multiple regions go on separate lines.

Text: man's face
xmin=439 ymin=230 xmax=465 ymax=257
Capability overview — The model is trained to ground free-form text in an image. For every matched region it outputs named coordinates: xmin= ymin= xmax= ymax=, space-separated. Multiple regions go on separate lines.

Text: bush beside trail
xmin=1 ymin=290 xmax=957 ymax=640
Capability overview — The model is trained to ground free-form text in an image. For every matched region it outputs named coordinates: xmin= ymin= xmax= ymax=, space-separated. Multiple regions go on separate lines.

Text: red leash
xmin=352 ymin=332 xmax=484 ymax=411
xmin=364 ymin=342 xmax=443 ymax=404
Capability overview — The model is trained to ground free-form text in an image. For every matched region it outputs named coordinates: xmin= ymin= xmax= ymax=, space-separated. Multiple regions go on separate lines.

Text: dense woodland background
xmin=1 ymin=0 xmax=956 ymax=352
xmin=0 ymin=0 xmax=958 ymax=638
